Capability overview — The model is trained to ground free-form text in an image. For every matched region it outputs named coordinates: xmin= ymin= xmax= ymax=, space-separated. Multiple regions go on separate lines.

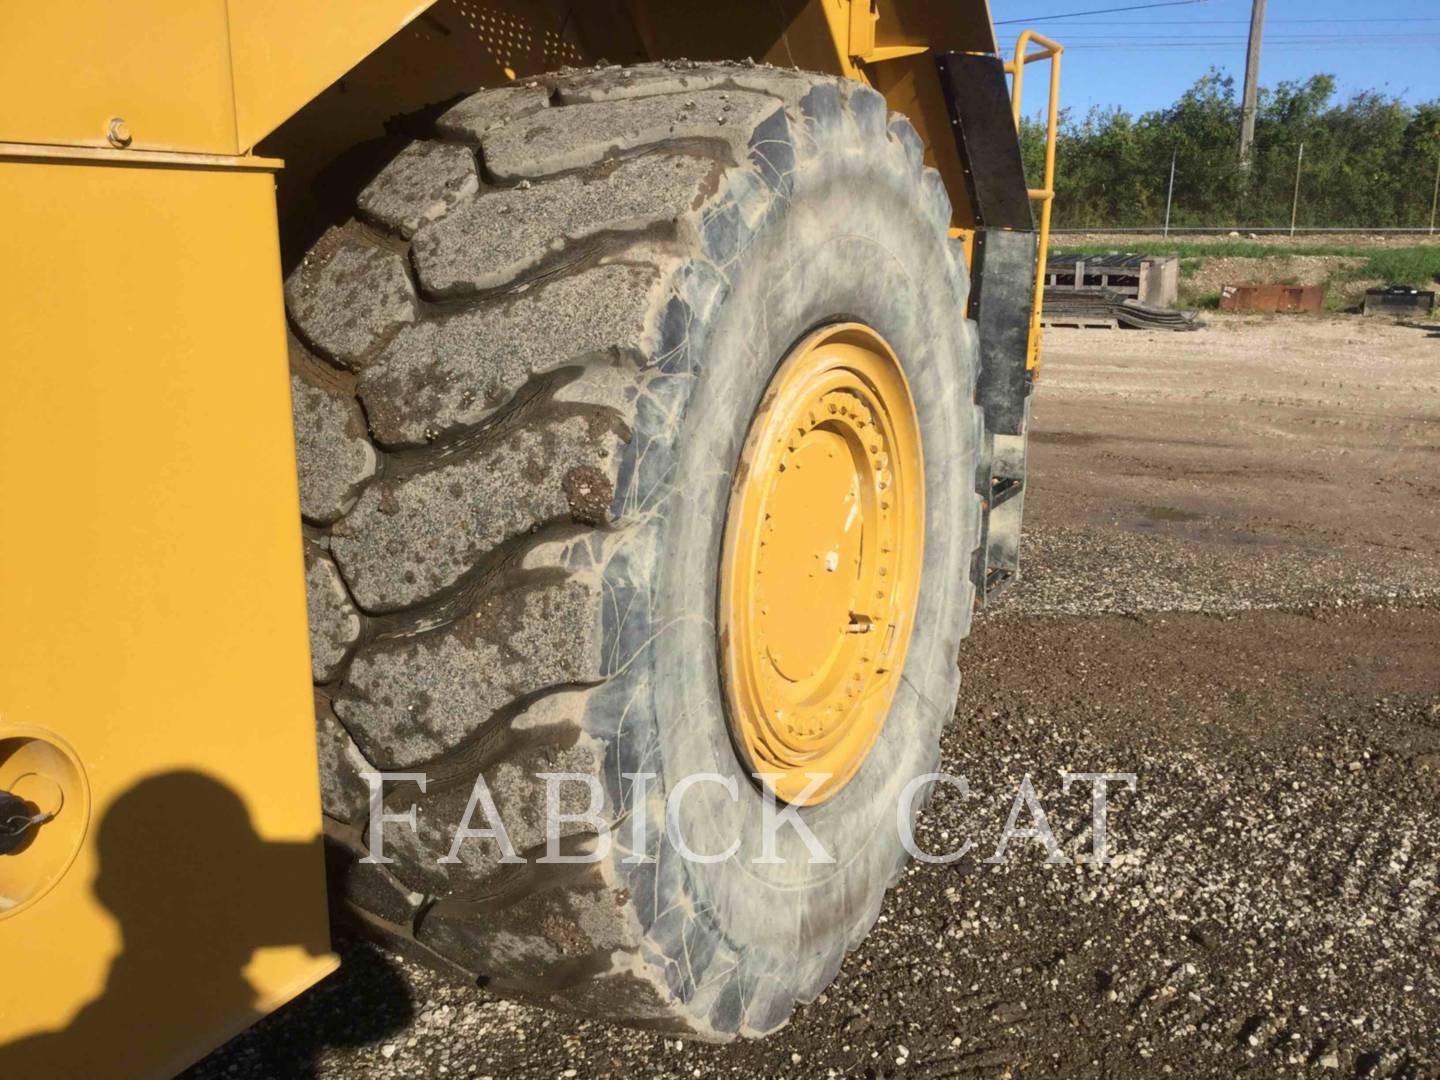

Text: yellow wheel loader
xmin=0 ymin=2 xmax=1060 ymax=1071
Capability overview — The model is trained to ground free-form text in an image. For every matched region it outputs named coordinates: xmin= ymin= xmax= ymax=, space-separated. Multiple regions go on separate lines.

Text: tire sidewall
xmin=603 ymin=92 xmax=981 ymax=1005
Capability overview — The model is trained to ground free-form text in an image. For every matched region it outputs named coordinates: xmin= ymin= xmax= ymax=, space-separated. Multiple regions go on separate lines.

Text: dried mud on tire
xmin=287 ymin=61 xmax=983 ymax=1037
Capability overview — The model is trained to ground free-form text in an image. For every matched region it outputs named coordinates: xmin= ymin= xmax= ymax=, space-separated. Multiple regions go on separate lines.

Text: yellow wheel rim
xmin=720 ymin=323 xmax=924 ymax=806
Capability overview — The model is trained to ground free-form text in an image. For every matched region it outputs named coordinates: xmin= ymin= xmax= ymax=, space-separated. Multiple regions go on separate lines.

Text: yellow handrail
xmin=1003 ymin=30 xmax=1063 ymax=373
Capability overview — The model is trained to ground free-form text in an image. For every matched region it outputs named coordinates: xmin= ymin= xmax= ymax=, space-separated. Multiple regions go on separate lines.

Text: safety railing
xmin=1003 ymin=30 xmax=1063 ymax=370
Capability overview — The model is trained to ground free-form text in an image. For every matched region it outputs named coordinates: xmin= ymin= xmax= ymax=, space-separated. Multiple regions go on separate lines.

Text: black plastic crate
xmin=1362 ymin=285 xmax=1436 ymax=317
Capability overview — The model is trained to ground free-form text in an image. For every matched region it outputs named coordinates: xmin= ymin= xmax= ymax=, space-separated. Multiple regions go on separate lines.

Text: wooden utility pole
xmin=1239 ymin=0 xmax=1267 ymax=168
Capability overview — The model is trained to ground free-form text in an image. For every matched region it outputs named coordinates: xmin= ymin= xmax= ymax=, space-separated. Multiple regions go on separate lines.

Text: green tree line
xmin=1019 ymin=72 xmax=1440 ymax=229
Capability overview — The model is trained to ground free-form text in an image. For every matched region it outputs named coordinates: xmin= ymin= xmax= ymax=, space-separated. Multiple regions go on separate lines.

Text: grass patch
xmin=1353 ymin=247 xmax=1440 ymax=287
xmin=1053 ymin=239 xmax=1361 ymax=259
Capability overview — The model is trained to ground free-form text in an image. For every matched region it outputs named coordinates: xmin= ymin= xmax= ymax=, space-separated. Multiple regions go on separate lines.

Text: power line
xmin=1046 ymin=35 xmax=1440 ymax=43
xmin=1018 ymin=39 xmax=1440 ymax=50
xmin=1007 ymin=37 xmax=1440 ymax=46
xmin=998 ymin=38 xmax=1440 ymax=55
xmin=1015 ymin=16 xmax=1440 ymax=25
xmin=1028 ymin=32 xmax=1440 ymax=41
xmin=995 ymin=0 xmax=1212 ymax=26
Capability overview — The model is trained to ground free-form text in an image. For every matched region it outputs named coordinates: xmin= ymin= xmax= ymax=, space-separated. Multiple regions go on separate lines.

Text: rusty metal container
xmin=1218 ymin=283 xmax=1324 ymax=313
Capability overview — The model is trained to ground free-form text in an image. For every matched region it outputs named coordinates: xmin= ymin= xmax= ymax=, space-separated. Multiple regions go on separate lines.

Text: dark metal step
xmin=990 ymin=475 xmax=1024 ymax=509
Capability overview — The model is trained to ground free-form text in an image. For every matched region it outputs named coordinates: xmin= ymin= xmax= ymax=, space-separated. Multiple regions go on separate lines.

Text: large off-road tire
xmin=288 ymin=61 xmax=983 ymax=1038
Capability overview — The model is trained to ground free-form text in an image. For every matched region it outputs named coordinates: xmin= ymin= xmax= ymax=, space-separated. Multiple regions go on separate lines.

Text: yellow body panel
xmin=0 ymin=2 xmax=236 ymax=152
xmin=228 ymin=0 xmax=433 ymax=151
xmin=0 ymin=0 xmax=430 ymax=154
xmin=0 ymin=156 xmax=335 ymax=1078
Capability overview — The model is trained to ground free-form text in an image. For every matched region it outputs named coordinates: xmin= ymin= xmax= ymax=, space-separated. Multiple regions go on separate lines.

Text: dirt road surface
xmin=191 ymin=314 xmax=1440 ymax=1079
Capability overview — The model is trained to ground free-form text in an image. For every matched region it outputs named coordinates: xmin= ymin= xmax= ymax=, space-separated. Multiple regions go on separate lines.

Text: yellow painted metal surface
xmin=0 ymin=0 xmax=433 ymax=154
xmin=1004 ymin=29 xmax=1064 ymax=372
xmin=0 ymin=156 xmax=335 ymax=1078
xmin=848 ymin=0 xmax=879 ymax=61
xmin=228 ymin=0 xmax=434 ymax=152
xmin=0 ymin=2 xmax=236 ymax=152
xmin=720 ymin=325 xmax=924 ymax=805
xmin=873 ymin=0 xmax=997 ymax=56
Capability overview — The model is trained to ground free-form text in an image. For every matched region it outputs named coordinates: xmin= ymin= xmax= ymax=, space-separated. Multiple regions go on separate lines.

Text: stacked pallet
xmin=1046 ymin=253 xmax=1179 ymax=306
xmin=1041 ymin=287 xmax=1202 ymax=331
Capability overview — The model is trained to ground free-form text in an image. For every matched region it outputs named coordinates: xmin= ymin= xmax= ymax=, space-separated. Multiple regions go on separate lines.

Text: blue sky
xmin=988 ymin=0 xmax=1440 ymax=120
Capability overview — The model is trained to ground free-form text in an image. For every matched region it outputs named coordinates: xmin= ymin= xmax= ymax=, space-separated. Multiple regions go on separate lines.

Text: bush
xmin=1020 ymin=72 xmax=1440 ymax=230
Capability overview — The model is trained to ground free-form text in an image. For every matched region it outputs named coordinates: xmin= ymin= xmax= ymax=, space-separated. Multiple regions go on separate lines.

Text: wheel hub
xmin=720 ymin=324 xmax=924 ymax=805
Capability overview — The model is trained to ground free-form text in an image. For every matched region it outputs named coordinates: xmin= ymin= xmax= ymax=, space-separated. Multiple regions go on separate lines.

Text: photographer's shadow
xmin=1 ymin=770 xmax=411 ymax=1078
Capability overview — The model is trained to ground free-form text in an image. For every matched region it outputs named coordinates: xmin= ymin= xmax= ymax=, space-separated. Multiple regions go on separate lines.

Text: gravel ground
xmin=190 ymin=315 xmax=1440 ymax=1079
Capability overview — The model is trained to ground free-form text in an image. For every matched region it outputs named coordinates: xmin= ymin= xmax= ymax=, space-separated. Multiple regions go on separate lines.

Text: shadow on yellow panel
xmin=0 ymin=771 xmax=330 ymax=1076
